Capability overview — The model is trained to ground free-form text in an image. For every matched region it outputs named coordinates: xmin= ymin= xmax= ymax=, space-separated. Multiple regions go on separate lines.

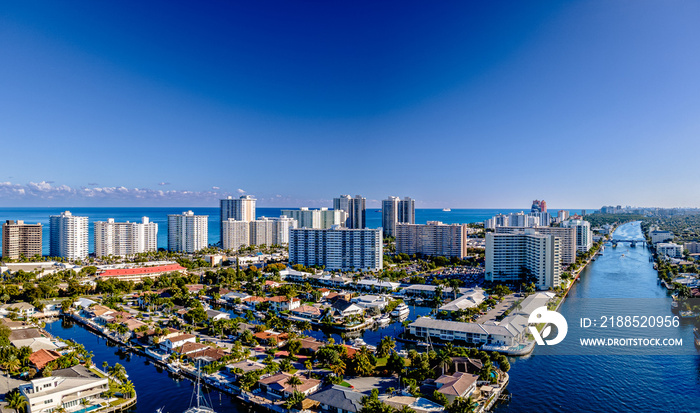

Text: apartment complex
xmin=485 ymin=230 xmax=562 ymax=289
xmin=49 ymin=211 xmax=88 ymax=260
xmin=222 ymin=216 xmax=297 ymax=250
xmin=333 ymin=195 xmax=366 ymax=229
xmin=280 ymin=207 xmax=347 ymax=229
xmin=484 ymin=211 xmax=550 ymax=229
xmin=395 ymin=221 xmax=469 ymax=258
xmin=2 ymin=220 xmax=42 ymax=259
xmin=94 ymin=217 xmax=158 ymax=257
xmin=289 ymin=227 xmax=383 ymax=271
xmin=381 ymin=196 xmax=415 ymax=237
xmin=561 ymin=219 xmax=593 ymax=252
xmin=495 ymin=226 xmax=576 ymax=266
xmin=220 ymin=195 xmax=256 ymax=239
xmin=167 ymin=211 xmax=208 ymax=253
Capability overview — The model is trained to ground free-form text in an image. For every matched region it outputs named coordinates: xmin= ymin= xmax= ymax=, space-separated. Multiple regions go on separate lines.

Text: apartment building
xmin=485 ymin=230 xmax=562 ymax=289
xmin=222 ymin=216 xmax=297 ymax=251
xmin=167 ymin=211 xmax=208 ymax=253
xmin=49 ymin=211 xmax=88 ymax=260
xmin=281 ymin=208 xmax=347 ymax=229
xmin=94 ymin=217 xmax=157 ymax=257
xmin=220 ymin=195 xmax=256 ymax=240
xmin=2 ymin=220 xmax=42 ymax=259
xmin=561 ymin=219 xmax=593 ymax=252
xmin=495 ymin=226 xmax=576 ymax=266
xmin=289 ymin=226 xmax=383 ymax=271
xmin=333 ymin=195 xmax=366 ymax=229
xmin=381 ymin=196 xmax=415 ymax=237
xmin=395 ymin=221 xmax=469 ymax=258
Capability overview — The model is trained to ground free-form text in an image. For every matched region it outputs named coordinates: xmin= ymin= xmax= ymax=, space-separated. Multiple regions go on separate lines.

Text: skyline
xmin=2 ymin=1 xmax=700 ymax=208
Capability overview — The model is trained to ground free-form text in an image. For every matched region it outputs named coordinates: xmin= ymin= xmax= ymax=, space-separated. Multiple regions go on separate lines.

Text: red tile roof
xmin=98 ymin=264 xmax=186 ymax=277
xmin=29 ymin=349 xmax=61 ymax=369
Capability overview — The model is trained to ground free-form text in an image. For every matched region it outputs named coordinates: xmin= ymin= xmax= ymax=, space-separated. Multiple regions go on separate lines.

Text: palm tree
xmin=6 ymin=390 xmax=27 ymax=413
xmin=304 ymin=361 xmax=313 ymax=379
xmin=120 ymin=380 xmax=136 ymax=398
xmin=4 ymin=355 xmax=20 ymax=376
xmin=285 ymin=375 xmax=303 ymax=393
xmin=330 ymin=359 xmax=346 ymax=379
xmin=436 ymin=350 xmax=452 ymax=376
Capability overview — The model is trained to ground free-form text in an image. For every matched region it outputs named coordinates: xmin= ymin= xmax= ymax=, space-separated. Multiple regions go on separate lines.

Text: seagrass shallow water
xmin=0 ymin=207 xmax=583 ymax=255
xmin=495 ymin=222 xmax=700 ymax=412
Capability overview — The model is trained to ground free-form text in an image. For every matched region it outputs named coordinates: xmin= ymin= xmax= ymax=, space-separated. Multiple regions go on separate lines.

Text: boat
xmin=377 ymin=314 xmax=391 ymax=325
xmin=694 ymin=328 xmax=700 ymax=347
xmin=184 ymin=361 xmax=215 ymax=413
xmin=442 ymin=208 xmax=451 ymax=212
xmin=391 ymin=303 xmax=410 ymax=317
xmin=167 ymin=363 xmax=180 ymax=374
xmin=352 ymin=338 xmax=376 ymax=351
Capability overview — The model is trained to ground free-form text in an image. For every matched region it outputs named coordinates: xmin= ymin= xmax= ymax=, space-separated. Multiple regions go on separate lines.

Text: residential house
xmin=438 ymin=289 xmax=487 ymax=313
xmin=266 ymin=296 xmax=301 ymax=312
xmin=28 ymin=349 xmax=61 ymax=370
xmin=351 ymin=295 xmax=389 ymax=310
xmin=19 ymin=367 xmax=109 ymax=413
xmin=0 ymin=302 xmax=36 ymax=318
xmin=290 ymin=305 xmax=322 ymax=321
xmin=258 ymin=372 xmax=321 ymax=398
xmin=434 ymin=372 xmax=479 ymax=403
xmin=307 ymin=385 xmax=364 ymax=413
xmin=160 ymin=333 xmax=197 ymax=353
xmin=206 ymin=309 xmax=230 ymax=321
xmin=380 ymin=395 xmax=446 ymax=413
xmin=330 ymin=300 xmax=364 ymax=319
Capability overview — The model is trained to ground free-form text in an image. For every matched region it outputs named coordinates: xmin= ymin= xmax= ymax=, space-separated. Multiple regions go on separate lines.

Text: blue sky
xmin=1 ymin=1 xmax=699 ymax=208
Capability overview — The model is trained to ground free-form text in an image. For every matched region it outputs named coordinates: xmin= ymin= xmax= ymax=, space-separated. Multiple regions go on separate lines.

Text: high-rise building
xmin=485 ymin=230 xmax=562 ymax=289
xmin=396 ymin=221 xmax=469 ymax=258
xmin=94 ymin=217 xmax=158 ymax=257
xmin=495 ymin=226 xmax=576 ymax=267
xmin=382 ymin=196 xmax=415 ymax=237
xmin=222 ymin=217 xmax=297 ymax=251
xmin=168 ymin=211 xmax=208 ymax=253
xmin=2 ymin=220 xmax=42 ymax=260
xmin=561 ymin=219 xmax=593 ymax=253
xmin=220 ymin=195 xmax=256 ymax=240
xmin=50 ymin=211 xmax=89 ymax=260
xmin=281 ymin=208 xmax=347 ymax=229
xmin=333 ymin=195 xmax=366 ymax=229
xmin=289 ymin=227 xmax=383 ymax=271
xmin=557 ymin=210 xmax=570 ymax=222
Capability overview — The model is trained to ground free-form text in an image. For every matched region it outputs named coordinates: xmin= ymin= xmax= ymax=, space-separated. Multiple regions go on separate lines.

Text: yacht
xmin=167 ymin=363 xmax=181 ymax=374
xmin=377 ymin=314 xmax=391 ymax=325
xmin=442 ymin=208 xmax=451 ymax=212
xmin=391 ymin=303 xmax=410 ymax=317
xmin=184 ymin=362 xmax=215 ymax=413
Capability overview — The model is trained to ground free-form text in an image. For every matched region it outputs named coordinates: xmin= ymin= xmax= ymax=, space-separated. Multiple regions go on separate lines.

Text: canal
xmin=495 ymin=221 xmax=700 ymax=412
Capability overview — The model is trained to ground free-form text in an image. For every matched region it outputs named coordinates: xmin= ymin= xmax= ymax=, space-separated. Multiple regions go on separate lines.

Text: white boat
xmin=167 ymin=363 xmax=180 ymax=374
xmin=391 ymin=303 xmax=410 ymax=317
xmin=352 ymin=338 xmax=376 ymax=351
xmin=442 ymin=208 xmax=451 ymax=212
xmin=377 ymin=314 xmax=391 ymax=325
xmin=184 ymin=362 xmax=215 ymax=413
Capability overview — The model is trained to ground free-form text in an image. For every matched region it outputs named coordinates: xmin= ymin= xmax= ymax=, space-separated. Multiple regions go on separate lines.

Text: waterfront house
xmin=266 ymin=296 xmax=301 ymax=312
xmin=173 ymin=341 xmax=209 ymax=356
xmin=226 ymin=360 xmax=266 ymax=381
xmin=160 ymin=333 xmax=197 ymax=353
xmin=264 ymin=280 xmax=281 ymax=289
xmin=380 ymin=395 xmax=446 ymax=413
xmin=324 ymin=292 xmax=352 ymax=303
xmin=280 ymin=268 xmax=312 ymax=282
xmin=0 ymin=302 xmax=36 ymax=318
xmin=206 ymin=309 xmax=230 ymax=321
xmin=258 ymin=372 xmax=321 ymax=398
xmin=242 ymin=296 xmax=266 ymax=309
xmin=223 ymin=291 xmax=251 ymax=302
xmin=330 ymin=300 xmax=364 ymax=318
xmin=299 ymin=337 xmax=324 ymax=355
xmin=19 ymin=368 xmax=109 ymax=413
xmin=408 ymin=317 xmax=522 ymax=346
xmin=448 ymin=357 xmax=484 ymax=375
xmin=434 ymin=372 xmax=479 ymax=403
xmin=73 ymin=297 xmax=97 ymax=310
xmin=307 ymin=385 xmax=364 ymax=413
xmin=351 ymin=295 xmax=390 ymax=310
xmin=404 ymin=285 xmax=468 ymax=299
xmin=356 ymin=279 xmax=400 ymax=292
xmin=291 ymin=305 xmax=322 ymax=320
xmin=28 ymin=349 xmax=61 ymax=370
xmin=438 ymin=289 xmax=487 ymax=312
xmin=253 ymin=331 xmax=288 ymax=347
xmin=510 ymin=292 xmax=555 ymax=317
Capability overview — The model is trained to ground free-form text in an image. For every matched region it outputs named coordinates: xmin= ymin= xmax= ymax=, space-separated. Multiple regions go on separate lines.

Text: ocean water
xmin=0 ymin=207 xmax=583 ymax=255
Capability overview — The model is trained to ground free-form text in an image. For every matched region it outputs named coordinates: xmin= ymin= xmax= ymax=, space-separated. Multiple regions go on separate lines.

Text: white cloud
xmin=158 ymin=182 xmax=170 ymax=186
xmin=212 ymin=186 xmax=220 ymax=190
xmin=237 ymin=188 xmax=246 ymax=194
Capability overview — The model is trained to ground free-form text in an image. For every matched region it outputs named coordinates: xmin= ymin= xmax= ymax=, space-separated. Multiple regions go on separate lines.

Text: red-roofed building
xmin=266 ymin=296 xmax=301 ymax=312
xmin=97 ymin=264 xmax=186 ymax=282
xmin=29 ymin=349 xmax=61 ymax=369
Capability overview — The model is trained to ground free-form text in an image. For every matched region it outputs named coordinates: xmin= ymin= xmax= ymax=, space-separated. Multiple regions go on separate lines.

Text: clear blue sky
xmin=1 ymin=1 xmax=699 ymax=209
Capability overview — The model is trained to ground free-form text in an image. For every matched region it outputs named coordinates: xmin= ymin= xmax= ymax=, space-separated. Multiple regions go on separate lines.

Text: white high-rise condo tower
xmin=168 ymin=211 xmax=208 ymax=253
xmin=220 ymin=195 xmax=256 ymax=241
xmin=94 ymin=217 xmax=158 ymax=257
xmin=50 ymin=211 xmax=88 ymax=259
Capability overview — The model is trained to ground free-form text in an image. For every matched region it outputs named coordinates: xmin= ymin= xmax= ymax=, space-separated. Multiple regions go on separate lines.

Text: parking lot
xmin=476 ymin=293 xmax=520 ymax=323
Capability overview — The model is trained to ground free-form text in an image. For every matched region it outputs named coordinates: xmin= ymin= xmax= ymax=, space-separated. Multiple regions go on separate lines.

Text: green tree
xmin=6 ymin=390 xmax=28 ymax=413
xmin=376 ymin=336 xmax=396 ymax=359
xmin=285 ymin=375 xmax=303 ymax=393
xmin=120 ymin=380 xmax=136 ymax=398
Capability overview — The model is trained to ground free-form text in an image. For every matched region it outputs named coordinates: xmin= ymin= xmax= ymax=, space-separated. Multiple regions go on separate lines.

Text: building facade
xmin=395 ymin=221 xmax=469 ymax=258
xmin=222 ymin=216 xmax=297 ymax=251
xmin=280 ymin=208 xmax=347 ymax=229
xmin=485 ymin=230 xmax=562 ymax=289
xmin=49 ymin=211 xmax=88 ymax=260
xmin=220 ymin=195 xmax=256 ymax=240
xmin=561 ymin=219 xmax=593 ymax=252
xmin=333 ymin=195 xmax=366 ymax=229
xmin=381 ymin=196 xmax=415 ymax=237
xmin=168 ymin=211 xmax=208 ymax=253
xmin=495 ymin=226 xmax=576 ymax=266
xmin=2 ymin=220 xmax=42 ymax=259
xmin=289 ymin=227 xmax=383 ymax=271
xmin=94 ymin=217 xmax=157 ymax=257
